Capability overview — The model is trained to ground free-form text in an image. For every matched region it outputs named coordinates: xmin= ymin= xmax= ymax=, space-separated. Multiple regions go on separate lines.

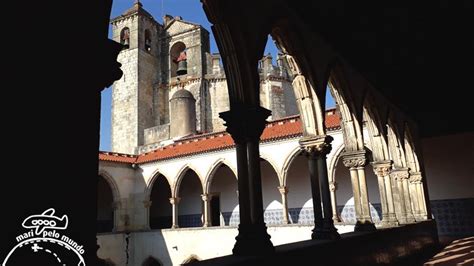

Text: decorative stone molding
xmin=329 ymin=181 xmax=338 ymax=192
xmin=143 ymin=200 xmax=152 ymax=208
xmin=390 ymin=168 xmax=410 ymax=180
xmin=371 ymin=160 xmax=392 ymax=177
xmin=169 ymin=197 xmax=181 ymax=205
xmin=299 ymin=135 xmax=333 ymax=156
xmin=409 ymin=172 xmax=422 ymax=183
xmin=201 ymin=194 xmax=211 ymax=202
xmin=278 ymin=186 xmax=289 ymax=195
xmin=341 ymin=149 xmax=367 ymax=168
xmin=219 ymin=106 xmax=271 ymax=144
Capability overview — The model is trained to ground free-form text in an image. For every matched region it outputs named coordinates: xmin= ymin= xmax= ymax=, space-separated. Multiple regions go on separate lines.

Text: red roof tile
xmin=99 ymin=152 xmax=137 ymax=164
xmin=100 ymin=110 xmax=341 ymax=164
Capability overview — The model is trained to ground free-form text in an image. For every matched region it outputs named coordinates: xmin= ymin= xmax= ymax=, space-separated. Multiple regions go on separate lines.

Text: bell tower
xmin=110 ymin=1 xmax=162 ymax=154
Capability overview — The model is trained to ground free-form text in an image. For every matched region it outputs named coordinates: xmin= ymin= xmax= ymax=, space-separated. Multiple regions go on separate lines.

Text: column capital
xmin=329 ymin=181 xmax=338 ymax=192
xmin=341 ymin=149 xmax=367 ymax=169
xmin=277 ymin=186 xmax=288 ymax=195
xmin=143 ymin=200 xmax=152 ymax=208
xmin=201 ymin=194 xmax=212 ymax=202
xmin=219 ymin=106 xmax=271 ymax=144
xmin=371 ymin=160 xmax=393 ymax=177
xmin=299 ymin=135 xmax=333 ymax=157
xmin=409 ymin=172 xmax=422 ymax=183
xmin=390 ymin=168 xmax=410 ymax=180
xmin=112 ymin=201 xmax=121 ymax=210
xmin=169 ymin=197 xmax=181 ymax=205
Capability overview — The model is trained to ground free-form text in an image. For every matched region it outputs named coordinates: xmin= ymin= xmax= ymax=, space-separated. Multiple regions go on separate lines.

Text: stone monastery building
xmin=96 ymin=2 xmax=473 ymax=265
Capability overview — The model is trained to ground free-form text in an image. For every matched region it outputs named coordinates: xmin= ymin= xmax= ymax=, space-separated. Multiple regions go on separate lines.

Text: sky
xmin=100 ymin=0 xmax=334 ymax=151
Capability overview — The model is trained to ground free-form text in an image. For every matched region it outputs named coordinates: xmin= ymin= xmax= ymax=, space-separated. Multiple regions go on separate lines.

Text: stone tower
xmin=110 ymin=2 xmax=161 ymax=154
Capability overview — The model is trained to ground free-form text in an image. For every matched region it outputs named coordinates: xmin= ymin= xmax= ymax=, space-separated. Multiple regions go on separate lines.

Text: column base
xmin=405 ymin=214 xmax=416 ymax=223
xmin=232 ymin=223 xmax=274 ymax=256
xmin=354 ymin=221 xmax=377 ymax=232
xmin=312 ymin=225 xmax=340 ymax=240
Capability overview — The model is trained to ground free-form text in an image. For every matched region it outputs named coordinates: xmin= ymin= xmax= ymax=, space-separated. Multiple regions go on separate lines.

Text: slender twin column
xmin=201 ymin=194 xmax=212 ymax=227
xmin=329 ymin=181 xmax=341 ymax=223
xmin=342 ymin=150 xmax=376 ymax=231
xmin=299 ymin=135 xmax=340 ymax=240
xmin=220 ymin=106 xmax=274 ymax=255
xmin=169 ymin=197 xmax=180 ymax=229
xmin=390 ymin=168 xmax=416 ymax=224
xmin=142 ymin=200 xmax=152 ymax=230
xmin=278 ymin=186 xmax=290 ymax=224
xmin=409 ymin=172 xmax=428 ymax=220
xmin=371 ymin=161 xmax=398 ymax=227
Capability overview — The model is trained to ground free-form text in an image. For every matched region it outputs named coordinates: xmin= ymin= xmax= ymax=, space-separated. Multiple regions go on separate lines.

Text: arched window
xmin=120 ymin=27 xmax=130 ymax=49
xmin=170 ymin=42 xmax=187 ymax=77
xmin=145 ymin=29 xmax=152 ymax=52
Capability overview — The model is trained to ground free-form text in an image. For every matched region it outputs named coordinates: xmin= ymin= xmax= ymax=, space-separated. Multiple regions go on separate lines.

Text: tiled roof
xmin=99 ymin=152 xmax=137 ymax=164
xmin=100 ymin=110 xmax=341 ymax=165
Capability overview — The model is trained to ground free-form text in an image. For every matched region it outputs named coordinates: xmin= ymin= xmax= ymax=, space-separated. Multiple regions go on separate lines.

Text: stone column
xmin=342 ymin=150 xmax=376 ymax=231
xmin=169 ymin=197 xmax=180 ymax=229
xmin=201 ymin=194 xmax=211 ymax=227
xmin=278 ymin=186 xmax=290 ymax=224
xmin=408 ymin=173 xmax=421 ymax=220
xmin=300 ymin=135 xmax=340 ymax=240
xmin=371 ymin=161 xmax=398 ymax=226
xmin=142 ymin=200 xmax=152 ymax=230
xmin=220 ymin=106 xmax=274 ymax=255
xmin=357 ymin=166 xmax=373 ymax=223
xmin=402 ymin=173 xmax=416 ymax=223
xmin=329 ymin=181 xmax=341 ymax=223
xmin=390 ymin=168 xmax=415 ymax=224
xmin=410 ymin=172 xmax=428 ymax=220
xmin=112 ymin=200 xmax=121 ymax=232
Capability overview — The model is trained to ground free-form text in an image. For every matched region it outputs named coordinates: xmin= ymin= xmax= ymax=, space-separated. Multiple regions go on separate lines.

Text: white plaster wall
xmin=97 ymin=224 xmax=355 ymax=266
xmin=286 ymin=154 xmax=312 ymax=210
xmin=422 ymin=132 xmax=474 ymax=200
xmin=209 ymin=165 xmax=238 ymax=213
xmin=261 ymin=159 xmax=282 ymax=211
xmin=178 ymin=171 xmax=203 ymax=215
